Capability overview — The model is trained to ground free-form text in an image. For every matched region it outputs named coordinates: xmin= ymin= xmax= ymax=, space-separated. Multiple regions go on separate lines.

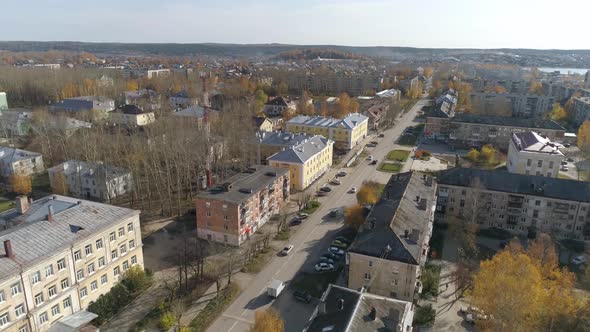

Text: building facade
xmin=507 ymin=131 xmax=564 ymax=178
xmin=263 ymin=97 xmax=296 ymax=117
xmin=109 ymin=105 xmax=155 ymax=127
xmin=251 ymin=131 xmax=312 ymax=165
xmin=0 ymin=195 xmax=144 ymax=332
xmin=50 ymin=97 xmax=115 ymax=114
xmin=286 ymin=113 xmax=368 ymax=150
xmin=195 ymin=166 xmax=290 ymax=246
xmin=573 ymin=97 xmax=590 ymax=126
xmin=470 ymin=92 xmax=555 ymax=118
xmin=0 ymin=147 xmax=44 ymax=178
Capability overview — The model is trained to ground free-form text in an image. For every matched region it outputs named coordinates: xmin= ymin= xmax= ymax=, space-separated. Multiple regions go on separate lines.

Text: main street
xmin=208 ymin=97 xmax=430 ymax=332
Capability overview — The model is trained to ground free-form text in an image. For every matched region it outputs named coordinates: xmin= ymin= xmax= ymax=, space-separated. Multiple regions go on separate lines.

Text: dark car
xmin=293 ymin=290 xmax=312 ymax=303
xmin=567 ymin=157 xmax=574 ymax=162
xmin=290 ymin=218 xmax=302 ymax=226
xmin=320 ymin=186 xmax=332 ymax=192
xmin=378 ymin=133 xmax=385 ymax=138
xmin=370 ymin=160 xmax=378 ymax=165
xmin=322 ymin=253 xmax=341 ymax=261
xmin=316 ymin=191 xmax=328 ymax=197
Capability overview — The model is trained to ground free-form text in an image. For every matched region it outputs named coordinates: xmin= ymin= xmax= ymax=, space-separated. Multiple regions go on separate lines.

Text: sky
xmin=2 ymin=0 xmax=590 ymax=49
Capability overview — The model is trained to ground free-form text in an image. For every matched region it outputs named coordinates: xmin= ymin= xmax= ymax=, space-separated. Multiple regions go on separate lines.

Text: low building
xmin=0 ymin=195 xmax=143 ymax=331
xmin=251 ymin=131 xmax=312 ymax=165
xmin=0 ymin=147 xmax=44 ymax=177
xmin=364 ymin=102 xmax=389 ymax=130
xmin=436 ymin=167 xmax=590 ymax=241
xmin=50 ymin=96 xmax=115 ymax=114
xmin=109 ymin=105 xmax=155 ymax=127
xmin=507 ymin=131 xmax=564 ymax=178
xmin=573 ymin=96 xmax=590 ymax=126
xmin=195 ymin=166 xmax=290 ymax=246
xmin=172 ymin=105 xmax=219 ymax=126
xmin=268 ymin=136 xmax=333 ymax=191
xmin=252 ymin=116 xmax=274 ymax=132
xmin=263 ymin=97 xmax=296 ymax=117
xmin=286 ymin=113 xmax=368 ymax=150
xmin=48 ymin=160 xmax=132 ymax=201
xmin=1 ymin=111 xmax=92 ymax=138
xmin=305 ymin=284 xmax=414 ymax=332
xmin=348 ymin=172 xmax=436 ymax=302
xmin=124 ymin=89 xmax=160 ymax=111
xmin=169 ymin=91 xmax=198 ymax=109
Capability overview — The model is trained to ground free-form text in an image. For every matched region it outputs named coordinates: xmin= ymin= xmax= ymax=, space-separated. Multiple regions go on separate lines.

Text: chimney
xmin=415 ymin=195 xmax=420 ymax=202
xmin=15 ymin=195 xmax=29 ymax=215
xmin=4 ymin=240 xmax=13 ymax=258
xmin=48 ymin=205 xmax=54 ymax=222
xmin=337 ymin=299 xmax=344 ymax=310
xmin=418 ymin=198 xmax=427 ymax=210
xmin=404 ymin=230 xmax=409 ymax=239
xmin=369 ymin=307 xmax=377 ymax=321
xmin=319 ymin=301 xmax=327 ymax=314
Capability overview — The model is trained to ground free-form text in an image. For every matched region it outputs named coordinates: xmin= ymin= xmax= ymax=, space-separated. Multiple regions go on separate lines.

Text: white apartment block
xmin=0 ymin=147 xmax=44 ymax=178
xmin=0 ymin=195 xmax=144 ymax=332
xmin=507 ymin=131 xmax=564 ymax=178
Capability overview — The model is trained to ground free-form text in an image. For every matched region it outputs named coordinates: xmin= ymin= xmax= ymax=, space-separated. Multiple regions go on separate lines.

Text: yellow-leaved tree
xmin=356 ymin=181 xmax=383 ymax=205
xmin=550 ymin=103 xmax=567 ymax=122
xmin=249 ymin=309 xmax=284 ymax=332
xmin=51 ymin=172 xmax=68 ymax=195
xmin=10 ymin=174 xmax=32 ymax=195
xmin=344 ymin=205 xmax=366 ymax=230
xmin=577 ymin=120 xmax=590 ymax=152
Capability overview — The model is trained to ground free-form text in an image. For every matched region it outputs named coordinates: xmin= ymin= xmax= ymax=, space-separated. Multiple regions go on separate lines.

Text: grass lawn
xmin=386 ymin=150 xmax=410 ymax=162
xmin=242 ymin=247 xmax=273 ymax=273
xmin=292 ymin=269 xmax=341 ymax=298
xmin=398 ymin=134 xmax=418 ymax=146
xmin=274 ymin=229 xmax=290 ymax=241
xmin=189 ymin=283 xmax=240 ymax=332
xmin=378 ymin=162 xmax=403 ymax=173
xmin=0 ymin=200 xmax=14 ymax=213
xmin=301 ymin=200 xmax=321 ymax=214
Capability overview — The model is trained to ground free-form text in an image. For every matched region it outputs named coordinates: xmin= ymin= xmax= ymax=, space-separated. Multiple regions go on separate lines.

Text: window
xmin=87 ymin=263 xmax=95 ymax=274
xmin=109 ymin=232 xmax=116 ymax=242
xmin=45 ymin=264 xmax=54 ymax=277
xmin=206 ymin=211 xmax=212 ymax=217
xmin=85 ymin=244 xmax=93 ymax=256
xmin=131 ymin=255 xmax=137 ymax=265
xmin=39 ymin=312 xmax=48 ymax=324
xmin=533 ymin=210 xmax=539 ymax=218
xmin=48 ymin=285 xmax=57 ymax=298
xmin=31 ymin=271 xmax=41 ymax=284
xmin=129 ymin=240 xmax=135 ymax=249
xmin=0 ymin=313 xmax=8 ymax=326
xmin=122 ymin=260 xmax=129 ymax=270
xmin=549 ymin=161 xmax=554 ymax=169
xmin=63 ymin=297 xmax=71 ymax=308
xmin=57 ymin=258 xmax=66 ymax=271
xmin=11 ymin=283 xmax=22 ymax=296
xmin=111 ymin=249 xmax=118 ymax=260
xmin=74 ymin=250 xmax=82 ymax=261
xmin=19 ymin=326 xmax=27 ymax=332
xmin=537 ymin=160 xmax=543 ymax=167
xmin=118 ymin=227 xmax=125 ymax=237
xmin=120 ymin=244 xmax=127 ymax=255
xmin=527 ymin=159 xmax=532 ymax=166
xmin=364 ymin=273 xmax=371 ymax=280
xmin=77 ymin=269 xmax=84 ymax=281
xmin=368 ymin=261 xmax=373 ymax=267
xmin=61 ymin=278 xmax=69 ymax=290
xmin=80 ymin=287 xmax=87 ymax=298
xmin=98 ymin=257 xmax=105 ymax=268
xmin=15 ymin=304 xmax=25 ymax=317
xmin=113 ymin=266 xmax=120 ymax=276
xmin=127 ymin=222 xmax=134 ymax=232
xmin=96 ymin=239 xmax=103 ymax=249
xmin=91 ymin=281 xmax=98 ymax=291
xmin=34 ymin=293 xmax=44 ymax=305
xmin=51 ymin=305 xmax=60 ymax=316
xmin=0 ymin=292 xmax=4 ymax=303
xmin=535 ymin=200 xmax=541 ymax=206
xmin=101 ymin=274 xmax=108 ymax=285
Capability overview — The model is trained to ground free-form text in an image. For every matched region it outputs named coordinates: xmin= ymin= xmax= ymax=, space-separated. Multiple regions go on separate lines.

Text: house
xmin=50 ymin=96 xmax=115 ymax=114
xmin=0 ymin=147 xmax=44 ymax=177
xmin=436 ymin=167 xmax=590 ymax=241
xmin=268 ymin=136 xmax=333 ymax=191
xmin=194 ymin=166 xmax=289 ymax=246
xmin=305 ymin=284 xmax=414 ymax=332
xmin=252 ymin=117 xmax=274 ymax=132
xmin=0 ymin=194 xmax=144 ymax=331
xmin=47 ymin=161 xmax=132 ymax=201
xmin=169 ymin=91 xmax=197 ymax=109
xmin=0 ymin=110 xmax=33 ymax=137
xmin=250 ymin=131 xmax=313 ymax=165
xmin=124 ymin=89 xmax=160 ymax=111
xmin=109 ymin=105 xmax=155 ymax=127
xmin=507 ymin=131 xmax=564 ymax=178
xmin=348 ymin=172 xmax=436 ymax=302
xmin=286 ymin=113 xmax=369 ymax=150
xmin=172 ymin=105 xmax=219 ymax=126
xmin=375 ymin=88 xmax=401 ymax=101
xmin=365 ymin=102 xmax=389 ymax=130
xmin=96 ymin=75 xmax=114 ymax=87
xmin=263 ymin=97 xmax=296 ymax=117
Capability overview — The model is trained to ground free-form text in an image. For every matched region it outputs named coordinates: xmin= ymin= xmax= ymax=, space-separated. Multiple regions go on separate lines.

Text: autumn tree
xmin=466 ymin=148 xmax=480 ymax=162
xmin=423 ymin=67 xmax=434 ymax=78
xmin=51 ymin=172 xmax=68 ymax=195
xmin=254 ymin=89 xmax=268 ymax=114
xmin=356 ymin=181 xmax=383 ymax=205
xmin=484 ymin=85 xmax=508 ymax=94
xmin=10 ymin=174 xmax=32 ymax=195
xmin=334 ymin=92 xmax=351 ymax=118
xmin=126 ymin=80 xmax=139 ymax=91
xmin=344 ymin=204 xmax=366 ymax=230
xmin=549 ymin=102 xmax=567 ymax=122
xmin=528 ymin=81 xmax=543 ymax=95
xmin=577 ymin=120 xmax=590 ymax=152
xmin=250 ymin=309 xmax=284 ymax=332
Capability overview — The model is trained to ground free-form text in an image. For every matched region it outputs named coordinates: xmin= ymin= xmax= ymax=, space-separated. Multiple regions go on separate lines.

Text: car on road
xmin=367 ymin=155 xmax=374 ymax=161
xmin=370 ymin=159 xmax=378 ymax=165
xmin=319 ymin=186 xmax=332 ymax=192
xmin=330 ymin=179 xmax=341 ymax=185
xmin=328 ymin=247 xmax=345 ymax=256
xmin=289 ymin=218 xmax=302 ymax=226
xmin=348 ymin=187 xmax=357 ymax=194
xmin=370 ymin=140 xmax=378 ymax=145
xmin=337 ymin=171 xmax=347 ymax=177
xmin=267 ymin=279 xmax=286 ymax=298
xmin=314 ymin=262 xmax=335 ymax=272
xmin=281 ymin=245 xmax=294 ymax=256
xmin=316 ymin=191 xmax=328 ymax=197
xmin=564 ymin=143 xmax=571 ymax=148
xmin=572 ymin=255 xmax=586 ymax=265
xmin=319 ymin=256 xmax=335 ymax=265
xmin=335 ymin=236 xmax=351 ymax=244
xmin=328 ymin=209 xmax=342 ymax=218
xmin=366 ymin=143 xmax=377 ymax=148
xmin=297 ymin=212 xmax=309 ymax=219
xmin=567 ymin=157 xmax=574 ymax=162
xmin=331 ymin=240 xmax=349 ymax=249
xmin=561 ymin=165 xmax=569 ymax=171
xmin=293 ymin=290 xmax=312 ymax=303
xmin=561 ymin=161 xmax=568 ymax=166
xmin=322 ymin=253 xmax=341 ymax=261
xmin=378 ymin=133 xmax=385 ymax=138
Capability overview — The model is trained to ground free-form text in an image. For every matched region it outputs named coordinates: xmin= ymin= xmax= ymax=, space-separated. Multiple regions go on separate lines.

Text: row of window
xmin=74 ymin=223 xmax=135 ymax=261
xmin=0 ymin=296 xmax=72 ymax=330
xmin=77 ymin=241 xmax=136 ymax=281
xmin=80 ymin=256 xmax=138 ymax=299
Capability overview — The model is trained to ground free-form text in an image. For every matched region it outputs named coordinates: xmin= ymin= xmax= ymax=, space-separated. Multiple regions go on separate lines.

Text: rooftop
xmin=288 ymin=113 xmax=368 ymax=130
xmin=0 ymin=146 xmax=42 ymax=163
xmin=173 ymin=105 xmax=218 ymax=118
xmin=268 ymin=136 xmax=332 ymax=164
xmin=0 ymin=195 xmax=138 ymax=282
xmin=47 ymin=160 xmax=130 ymax=180
xmin=451 ymin=113 xmax=565 ymax=131
xmin=252 ymin=116 xmax=271 ymax=129
xmin=349 ymin=172 xmax=435 ymax=265
xmin=113 ymin=104 xmax=152 ymax=115
xmin=437 ymin=167 xmax=590 ymax=203
xmin=255 ymin=131 xmax=312 ymax=147
xmin=196 ymin=165 xmax=288 ymax=204
xmin=574 ymin=96 xmax=590 ymax=105
xmin=265 ymin=96 xmax=293 ymax=107
xmin=511 ymin=131 xmax=564 ymax=156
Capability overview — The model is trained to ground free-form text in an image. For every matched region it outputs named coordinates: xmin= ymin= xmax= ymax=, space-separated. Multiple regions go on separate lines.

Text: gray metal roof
xmin=288 ymin=113 xmax=368 ymax=130
xmin=255 ymin=131 xmax=312 ymax=147
xmin=451 ymin=113 xmax=565 ymax=131
xmin=47 ymin=160 xmax=130 ymax=181
xmin=511 ymin=131 xmax=564 ymax=155
xmin=49 ymin=310 xmax=98 ymax=332
xmin=0 ymin=146 xmax=42 ymax=163
xmin=267 ymin=136 xmax=332 ymax=164
xmin=0 ymin=195 xmax=139 ymax=282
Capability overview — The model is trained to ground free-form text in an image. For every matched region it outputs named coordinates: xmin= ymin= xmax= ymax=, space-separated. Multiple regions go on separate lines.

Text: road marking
xmin=223 ymin=314 xmax=254 ymax=325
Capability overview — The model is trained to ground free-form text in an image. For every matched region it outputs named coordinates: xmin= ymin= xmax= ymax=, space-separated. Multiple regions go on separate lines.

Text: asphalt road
xmin=207 ymin=97 xmax=430 ymax=332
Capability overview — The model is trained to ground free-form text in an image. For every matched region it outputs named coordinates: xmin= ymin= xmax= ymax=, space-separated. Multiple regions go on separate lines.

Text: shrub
xmin=413 ymin=304 xmax=436 ymax=326
xmin=159 ymin=312 xmax=177 ymax=330
xmin=122 ymin=265 xmax=151 ymax=293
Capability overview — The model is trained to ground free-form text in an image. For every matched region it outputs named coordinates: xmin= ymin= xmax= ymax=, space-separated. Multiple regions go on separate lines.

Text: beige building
xmin=507 ymin=131 xmax=564 ymax=178
xmin=286 ymin=113 xmax=368 ymax=150
xmin=436 ymin=168 xmax=590 ymax=241
xmin=348 ymin=172 xmax=436 ymax=302
xmin=0 ymin=147 xmax=44 ymax=178
xmin=109 ymin=105 xmax=155 ymax=127
xmin=0 ymin=195 xmax=144 ymax=332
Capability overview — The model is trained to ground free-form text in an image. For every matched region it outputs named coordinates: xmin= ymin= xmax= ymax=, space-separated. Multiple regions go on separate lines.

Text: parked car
xmin=322 ymin=253 xmax=341 ymax=261
xmin=315 ymin=262 xmax=335 ymax=272
xmin=334 ymin=237 xmax=351 ymax=244
xmin=328 ymin=209 xmax=342 ymax=218
xmin=281 ymin=245 xmax=294 ymax=256
xmin=297 ymin=212 xmax=309 ymax=219
xmin=337 ymin=171 xmax=347 ymax=177
xmin=316 ymin=191 xmax=328 ymax=197
xmin=293 ymin=290 xmax=312 ymax=303
xmin=370 ymin=159 xmax=378 ymax=165
xmin=370 ymin=140 xmax=378 ymax=145
xmin=328 ymin=247 xmax=345 ymax=256
xmin=561 ymin=161 xmax=568 ymax=166
xmin=567 ymin=157 xmax=574 ymax=162
xmin=290 ymin=218 xmax=302 ymax=226
xmin=319 ymin=256 xmax=335 ymax=265
xmin=564 ymin=143 xmax=571 ymax=148
xmin=561 ymin=166 xmax=569 ymax=171
xmin=330 ymin=179 xmax=341 ymax=185
xmin=572 ymin=255 xmax=586 ymax=265
xmin=320 ymin=186 xmax=332 ymax=192
xmin=378 ymin=133 xmax=385 ymax=138
xmin=367 ymin=155 xmax=374 ymax=161
xmin=331 ymin=240 xmax=349 ymax=249
xmin=366 ymin=143 xmax=376 ymax=148
xmin=348 ymin=187 xmax=358 ymax=194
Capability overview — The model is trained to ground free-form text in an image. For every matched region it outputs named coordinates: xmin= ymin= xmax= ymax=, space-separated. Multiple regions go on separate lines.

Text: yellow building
xmin=268 ymin=136 xmax=333 ymax=191
xmin=252 ymin=116 xmax=274 ymax=132
xmin=286 ymin=113 xmax=368 ymax=150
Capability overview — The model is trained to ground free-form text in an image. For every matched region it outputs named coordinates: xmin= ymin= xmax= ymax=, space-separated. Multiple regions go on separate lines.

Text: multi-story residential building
xmin=195 ymin=166 xmax=290 ymax=246
xmin=0 ymin=195 xmax=143 ymax=332
xmin=304 ymin=284 xmax=414 ymax=332
xmin=50 ymin=97 xmax=115 ymax=114
xmin=0 ymin=147 xmax=44 ymax=178
xmin=47 ymin=160 xmax=132 ymax=201
xmin=585 ymin=71 xmax=590 ymax=89
xmin=470 ymin=92 xmax=555 ymax=118
xmin=268 ymin=136 xmax=333 ymax=191
xmin=425 ymin=113 xmax=565 ymax=149
xmin=283 ymin=72 xmax=382 ymax=96
xmin=573 ymin=96 xmax=590 ymax=126
xmin=109 ymin=105 xmax=156 ymax=127
xmin=286 ymin=113 xmax=368 ymax=150
xmin=435 ymin=167 xmax=590 ymax=241
xmin=0 ymin=92 xmax=7 ymax=112
xmin=507 ymin=131 xmax=564 ymax=178
xmin=251 ymin=131 xmax=312 ymax=165
xmin=263 ymin=97 xmax=296 ymax=117
xmin=348 ymin=172 xmax=436 ymax=302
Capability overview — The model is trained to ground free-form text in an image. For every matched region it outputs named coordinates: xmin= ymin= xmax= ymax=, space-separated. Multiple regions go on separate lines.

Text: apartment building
xmin=286 ymin=113 xmax=368 ymax=150
xmin=284 ymin=72 xmax=382 ymax=96
xmin=169 ymin=91 xmax=198 ymax=109
xmin=507 ymin=131 xmax=564 ymax=178
xmin=573 ymin=96 xmax=590 ymax=126
xmin=0 ymin=92 xmax=7 ymax=112
xmin=251 ymin=131 xmax=312 ymax=165
xmin=0 ymin=147 xmax=44 ymax=178
xmin=263 ymin=97 xmax=296 ymax=117
xmin=305 ymin=284 xmax=414 ymax=332
xmin=48 ymin=160 xmax=132 ymax=201
xmin=109 ymin=105 xmax=155 ymax=127
xmin=436 ymin=168 xmax=590 ymax=241
xmin=470 ymin=92 xmax=555 ymax=118
xmin=585 ymin=71 xmax=590 ymax=89
xmin=195 ymin=166 xmax=290 ymax=246
xmin=0 ymin=195 xmax=143 ymax=332
xmin=50 ymin=97 xmax=115 ymax=114
xmin=348 ymin=172 xmax=436 ymax=302
xmin=268 ymin=136 xmax=333 ymax=191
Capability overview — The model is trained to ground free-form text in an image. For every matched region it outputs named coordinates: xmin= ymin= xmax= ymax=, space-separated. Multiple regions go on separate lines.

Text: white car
xmin=281 ymin=245 xmax=294 ymax=256
xmin=314 ymin=262 xmax=335 ymax=272
xmin=328 ymin=247 xmax=345 ymax=255
xmin=349 ymin=187 xmax=358 ymax=194
xmin=561 ymin=165 xmax=569 ymax=171
xmin=330 ymin=179 xmax=341 ymax=185
xmin=572 ymin=255 xmax=586 ymax=265
xmin=367 ymin=155 xmax=374 ymax=161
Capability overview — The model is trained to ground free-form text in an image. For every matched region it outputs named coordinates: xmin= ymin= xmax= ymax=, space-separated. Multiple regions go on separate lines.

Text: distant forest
xmin=275 ymin=48 xmax=366 ymax=60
